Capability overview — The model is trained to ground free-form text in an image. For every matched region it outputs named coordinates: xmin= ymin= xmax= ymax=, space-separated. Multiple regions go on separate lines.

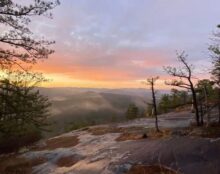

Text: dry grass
xmin=116 ymin=128 xmax=172 ymax=142
xmin=0 ymin=155 xmax=46 ymax=174
xmin=88 ymin=126 xmax=144 ymax=136
xmin=35 ymin=135 xmax=79 ymax=151
xmin=89 ymin=126 xmax=172 ymax=142
xmin=127 ymin=165 xmax=178 ymax=174
xmin=89 ymin=126 xmax=148 ymax=142
xmin=147 ymin=129 xmax=172 ymax=139
xmin=174 ymin=104 xmax=191 ymax=112
xmin=88 ymin=122 xmax=220 ymax=141
xmin=188 ymin=123 xmax=220 ymax=138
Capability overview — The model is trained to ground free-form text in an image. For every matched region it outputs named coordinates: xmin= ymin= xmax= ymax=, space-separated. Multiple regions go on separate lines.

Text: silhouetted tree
xmin=144 ymin=76 xmax=160 ymax=132
xmin=0 ymin=1 xmax=58 ymax=153
xmin=197 ymin=79 xmax=218 ymax=125
xmin=0 ymin=0 xmax=59 ymax=68
xmin=164 ymin=52 xmax=201 ymax=126
xmin=209 ymin=25 xmax=220 ymax=123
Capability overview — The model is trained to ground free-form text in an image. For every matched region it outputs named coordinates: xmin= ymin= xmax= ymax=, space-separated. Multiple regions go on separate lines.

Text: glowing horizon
xmin=7 ymin=0 xmax=220 ymax=88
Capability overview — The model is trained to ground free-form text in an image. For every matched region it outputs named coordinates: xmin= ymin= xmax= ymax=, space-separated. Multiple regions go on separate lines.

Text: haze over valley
xmin=39 ymin=87 xmax=157 ymax=136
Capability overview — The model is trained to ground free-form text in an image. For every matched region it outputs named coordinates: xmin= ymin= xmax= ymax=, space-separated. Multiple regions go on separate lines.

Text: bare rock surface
xmin=2 ymin=111 xmax=220 ymax=174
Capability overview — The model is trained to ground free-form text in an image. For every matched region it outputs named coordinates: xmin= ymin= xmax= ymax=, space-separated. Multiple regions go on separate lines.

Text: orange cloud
xmin=31 ymin=47 xmax=177 ymax=88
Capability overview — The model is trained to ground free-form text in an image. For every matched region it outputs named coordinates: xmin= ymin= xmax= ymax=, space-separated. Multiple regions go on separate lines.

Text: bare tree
xmin=144 ymin=76 xmax=160 ymax=132
xmin=164 ymin=52 xmax=201 ymax=126
xmin=0 ymin=0 xmax=60 ymax=68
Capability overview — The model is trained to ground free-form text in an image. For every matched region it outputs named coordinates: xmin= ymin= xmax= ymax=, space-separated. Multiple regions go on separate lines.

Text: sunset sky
xmin=30 ymin=0 xmax=220 ymax=88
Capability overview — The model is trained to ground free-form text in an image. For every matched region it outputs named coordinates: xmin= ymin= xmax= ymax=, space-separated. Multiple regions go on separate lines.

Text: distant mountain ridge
xmin=37 ymin=87 xmax=167 ymax=137
xmin=38 ymin=87 xmax=168 ymax=99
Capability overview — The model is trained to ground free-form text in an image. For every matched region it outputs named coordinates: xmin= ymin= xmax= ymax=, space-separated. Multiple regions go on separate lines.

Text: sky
xmin=30 ymin=0 xmax=220 ymax=88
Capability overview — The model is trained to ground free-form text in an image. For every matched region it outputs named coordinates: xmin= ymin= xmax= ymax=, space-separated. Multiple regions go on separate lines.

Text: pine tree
xmin=0 ymin=71 xmax=50 ymax=135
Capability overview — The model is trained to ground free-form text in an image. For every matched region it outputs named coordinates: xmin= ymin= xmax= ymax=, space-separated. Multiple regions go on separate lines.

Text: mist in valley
xmin=39 ymin=88 xmax=158 ymax=136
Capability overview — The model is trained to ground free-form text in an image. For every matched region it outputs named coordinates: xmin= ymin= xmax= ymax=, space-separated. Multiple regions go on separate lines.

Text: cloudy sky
xmin=32 ymin=0 xmax=220 ymax=88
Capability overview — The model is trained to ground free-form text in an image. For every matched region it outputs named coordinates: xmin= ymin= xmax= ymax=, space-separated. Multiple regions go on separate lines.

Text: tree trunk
xmin=204 ymin=86 xmax=210 ymax=127
xmin=152 ymin=84 xmax=159 ymax=132
xmin=207 ymin=107 xmax=210 ymax=127
xmin=200 ymin=102 xmax=204 ymax=126
xmin=189 ymin=80 xmax=200 ymax=126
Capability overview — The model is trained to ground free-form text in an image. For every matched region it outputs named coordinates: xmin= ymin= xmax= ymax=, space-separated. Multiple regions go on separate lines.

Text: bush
xmin=126 ymin=104 xmax=139 ymax=120
xmin=0 ymin=126 xmax=41 ymax=154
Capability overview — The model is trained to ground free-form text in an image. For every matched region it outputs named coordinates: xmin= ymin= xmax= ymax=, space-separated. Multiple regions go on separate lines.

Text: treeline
xmin=146 ymin=89 xmax=191 ymax=116
xmin=126 ymin=80 xmax=218 ymax=121
xmin=148 ymin=80 xmax=217 ymax=113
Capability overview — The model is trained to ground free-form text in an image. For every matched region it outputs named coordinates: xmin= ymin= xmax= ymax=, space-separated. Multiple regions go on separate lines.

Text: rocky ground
xmin=1 ymin=111 xmax=220 ymax=174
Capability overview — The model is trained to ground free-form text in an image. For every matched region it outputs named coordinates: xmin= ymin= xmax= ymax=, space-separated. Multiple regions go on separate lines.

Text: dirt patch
xmin=0 ymin=155 xmax=46 ymax=174
xmin=88 ymin=126 xmax=123 ymax=135
xmin=116 ymin=132 xmax=143 ymax=141
xmin=127 ymin=165 xmax=178 ymax=174
xmin=35 ymin=135 xmax=79 ymax=151
xmin=56 ymin=154 xmax=83 ymax=167
xmin=89 ymin=126 xmax=173 ymax=142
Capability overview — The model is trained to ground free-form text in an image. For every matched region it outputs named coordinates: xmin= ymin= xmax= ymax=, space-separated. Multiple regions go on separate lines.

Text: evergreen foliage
xmin=126 ymin=104 xmax=139 ymax=120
